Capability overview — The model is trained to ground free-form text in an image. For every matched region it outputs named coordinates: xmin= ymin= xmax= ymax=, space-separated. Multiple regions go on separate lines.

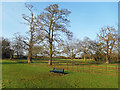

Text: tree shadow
xmin=1 ymin=61 xmax=28 ymax=64
xmin=34 ymin=61 xmax=48 ymax=63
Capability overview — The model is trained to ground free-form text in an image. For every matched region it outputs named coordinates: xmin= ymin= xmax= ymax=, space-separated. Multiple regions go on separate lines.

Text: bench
xmin=50 ymin=68 xmax=64 ymax=74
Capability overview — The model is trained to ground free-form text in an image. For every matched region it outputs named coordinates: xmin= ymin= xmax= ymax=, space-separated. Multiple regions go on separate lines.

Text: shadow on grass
xmin=110 ymin=62 xmax=120 ymax=64
xmin=1 ymin=61 xmax=28 ymax=64
xmin=33 ymin=62 xmax=48 ymax=64
xmin=49 ymin=67 xmax=71 ymax=75
xmin=1 ymin=61 xmax=49 ymax=64
xmin=49 ymin=71 xmax=69 ymax=75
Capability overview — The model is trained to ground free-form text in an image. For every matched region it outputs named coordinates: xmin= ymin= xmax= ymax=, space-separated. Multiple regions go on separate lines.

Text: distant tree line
xmin=2 ymin=3 xmax=118 ymax=64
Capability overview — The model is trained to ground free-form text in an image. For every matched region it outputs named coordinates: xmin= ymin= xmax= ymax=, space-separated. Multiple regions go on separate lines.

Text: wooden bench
xmin=50 ymin=68 xmax=64 ymax=74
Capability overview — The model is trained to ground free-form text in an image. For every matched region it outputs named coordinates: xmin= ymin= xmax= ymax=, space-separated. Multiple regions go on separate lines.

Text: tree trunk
xmin=48 ymin=12 xmax=54 ymax=65
xmin=10 ymin=54 xmax=13 ymax=60
xmin=27 ymin=51 xmax=32 ymax=63
xmin=36 ymin=54 xmax=37 ymax=59
xmin=84 ymin=53 xmax=86 ymax=61
xmin=71 ymin=49 xmax=73 ymax=60
xmin=27 ymin=23 xmax=34 ymax=63
xmin=106 ymin=54 xmax=109 ymax=64
xmin=48 ymin=41 xmax=52 ymax=65
xmin=27 ymin=37 xmax=33 ymax=63
xmin=106 ymin=41 xmax=109 ymax=64
xmin=17 ymin=52 xmax=19 ymax=58
xmin=27 ymin=56 xmax=31 ymax=63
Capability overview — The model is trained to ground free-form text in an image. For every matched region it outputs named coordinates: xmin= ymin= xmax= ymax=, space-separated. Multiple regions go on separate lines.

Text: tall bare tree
xmin=22 ymin=3 xmax=37 ymax=63
xmin=36 ymin=4 xmax=73 ymax=65
xmin=97 ymin=26 xmax=118 ymax=64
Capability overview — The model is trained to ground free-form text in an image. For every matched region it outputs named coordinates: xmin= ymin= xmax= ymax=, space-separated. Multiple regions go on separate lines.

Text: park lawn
xmin=2 ymin=60 xmax=118 ymax=88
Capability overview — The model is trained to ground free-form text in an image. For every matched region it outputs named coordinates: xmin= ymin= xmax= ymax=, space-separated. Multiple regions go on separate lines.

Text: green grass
xmin=2 ymin=59 xmax=119 ymax=88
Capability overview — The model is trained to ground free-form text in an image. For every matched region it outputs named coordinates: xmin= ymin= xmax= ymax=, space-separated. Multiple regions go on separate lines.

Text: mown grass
xmin=2 ymin=59 xmax=119 ymax=88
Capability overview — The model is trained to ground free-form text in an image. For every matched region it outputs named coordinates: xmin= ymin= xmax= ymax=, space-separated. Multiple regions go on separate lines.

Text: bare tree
xmin=22 ymin=3 xmax=37 ymax=63
xmin=97 ymin=26 xmax=118 ymax=64
xmin=36 ymin=4 xmax=73 ymax=65
xmin=12 ymin=33 xmax=25 ymax=58
xmin=88 ymin=40 xmax=104 ymax=61
xmin=81 ymin=37 xmax=90 ymax=61
xmin=61 ymin=38 xmax=81 ymax=59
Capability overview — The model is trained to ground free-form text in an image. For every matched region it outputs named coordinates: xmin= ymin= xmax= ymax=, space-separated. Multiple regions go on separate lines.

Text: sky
xmin=2 ymin=2 xmax=118 ymax=40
